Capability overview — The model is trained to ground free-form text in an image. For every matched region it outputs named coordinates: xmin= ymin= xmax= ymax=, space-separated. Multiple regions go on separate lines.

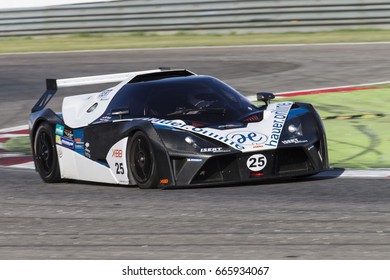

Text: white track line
xmin=8 ymin=161 xmax=35 ymax=169
xmin=0 ymin=124 xmax=28 ymax=133
xmin=314 ymin=169 xmax=390 ymax=179
xmin=276 ymin=81 xmax=390 ymax=96
xmin=0 ymin=134 xmax=29 ymax=139
xmin=247 ymin=80 xmax=390 ymax=101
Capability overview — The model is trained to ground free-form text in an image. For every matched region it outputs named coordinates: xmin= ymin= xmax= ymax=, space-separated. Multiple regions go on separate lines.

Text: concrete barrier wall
xmin=1 ymin=0 xmax=390 ymax=36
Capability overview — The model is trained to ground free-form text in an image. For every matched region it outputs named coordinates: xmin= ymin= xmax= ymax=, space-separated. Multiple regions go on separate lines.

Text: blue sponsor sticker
xmin=73 ymin=129 xmax=85 ymax=155
xmin=55 ymin=124 xmax=64 ymax=136
xmin=60 ymin=137 xmax=74 ymax=149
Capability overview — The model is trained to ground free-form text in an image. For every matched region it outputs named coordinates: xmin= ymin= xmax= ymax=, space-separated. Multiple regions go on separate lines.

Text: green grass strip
xmin=1 ymin=29 xmax=390 ymax=53
xmin=285 ymin=85 xmax=390 ymax=168
xmin=3 ymin=136 xmax=31 ymax=154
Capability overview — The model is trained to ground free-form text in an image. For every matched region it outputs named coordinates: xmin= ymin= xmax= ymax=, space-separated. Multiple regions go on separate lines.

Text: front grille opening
xmin=191 ymin=156 xmax=238 ymax=184
xmin=171 ymin=157 xmax=187 ymax=179
xmin=276 ymin=148 xmax=313 ymax=175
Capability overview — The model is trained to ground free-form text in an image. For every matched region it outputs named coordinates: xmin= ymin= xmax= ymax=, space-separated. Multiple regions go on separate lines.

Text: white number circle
xmin=246 ymin=154 xmax=267 ymax=171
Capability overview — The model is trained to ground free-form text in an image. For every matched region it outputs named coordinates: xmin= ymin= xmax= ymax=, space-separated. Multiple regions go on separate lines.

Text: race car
xmin=29 ymin=68 xmax=329 ymax=188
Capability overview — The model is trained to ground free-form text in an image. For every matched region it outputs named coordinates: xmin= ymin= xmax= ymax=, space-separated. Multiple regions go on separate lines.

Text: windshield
xmin=106 ymin=76 xmax=258 ymax=125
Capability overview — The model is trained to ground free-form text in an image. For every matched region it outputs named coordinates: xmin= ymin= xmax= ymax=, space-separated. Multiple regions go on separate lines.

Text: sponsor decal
xmin=55 ymin=124 xmax=64 ymax=136
xmin=63 ymin=128 xmax=73 ymax=140
xmin=98 ymin=116 xmax=112 ymax=123
xmin=122 ymin=103 xmax=292 ymax=152
xmin=75 ymin=143 xmax=84 ymax=151
xmin=73 ymin=129 xmax=85 ymax=155
xmin=200 ymin=147 xmax=230 ymax=153
xmin=136 ymin=117 xmax=245 ymax=151
xmin=246 ymin=154 xmax=267 ymax=172
xmin=187 ymin=158 xmax=203 ymax=162
xmin=160 ymin=178 xmax=169 ymax=184
xmin=112 ymin=149 xmax=123 ymax=158
xmin=264 ymin=102 xmax=292 ymax=148
xmin=252 ymin=145 xmax=264 ymax=149
xmin=59 ymin=137 xmax=74 ymax=149
xmin=85 ymin=142 xmax=91 ymax=158
xmin=226 ymin=131 xmax=267 ymax=146
xmin=281 ymin=138 xmax=308 ymax=145
xmin=97 ymin=89 xmax=113 ymax=101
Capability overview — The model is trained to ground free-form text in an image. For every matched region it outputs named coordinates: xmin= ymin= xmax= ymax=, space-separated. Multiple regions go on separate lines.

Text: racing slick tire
xmin=128 ymin=131 xmax=159 ymax=189
xmin=33 ymin=122 xmax=61 ymax=183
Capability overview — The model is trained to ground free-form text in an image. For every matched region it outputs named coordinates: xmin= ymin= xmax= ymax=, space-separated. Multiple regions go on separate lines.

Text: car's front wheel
xmin=129 ymin=131 xmax=158 ymax=189
xmin=33 ymin=122 xmax=61 ymax=183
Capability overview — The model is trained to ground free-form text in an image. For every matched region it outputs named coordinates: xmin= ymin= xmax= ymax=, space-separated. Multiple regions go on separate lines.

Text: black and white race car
xmin=29 ymin=68 xmax=329 ymax=188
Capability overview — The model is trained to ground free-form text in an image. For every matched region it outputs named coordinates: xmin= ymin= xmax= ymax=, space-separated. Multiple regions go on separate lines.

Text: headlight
xmin=185 ymin=136 xmax=199 ymax=148
xmin=158 ymin=129 xmax=225 ymax=153
xmin=281 ymin=108 xmax=320 ymax=145
xmin=287 ymin=123 xmax=303 ymax=137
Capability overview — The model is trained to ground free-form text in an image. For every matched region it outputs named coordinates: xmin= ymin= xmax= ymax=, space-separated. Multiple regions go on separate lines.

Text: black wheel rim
xmin=131 ymin=136 xmax=153 ymax=183
xmin=36 ymin=130 xmax=54 ymax=176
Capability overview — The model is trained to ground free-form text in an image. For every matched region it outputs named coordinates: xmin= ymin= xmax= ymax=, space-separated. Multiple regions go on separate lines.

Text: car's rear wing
xmin=31 ymin=68 xmax=195 ymax=113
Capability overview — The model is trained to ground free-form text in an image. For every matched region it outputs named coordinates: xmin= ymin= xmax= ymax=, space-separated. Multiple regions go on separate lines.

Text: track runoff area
xmin=1 ymin=81 xmax=389 ymax=178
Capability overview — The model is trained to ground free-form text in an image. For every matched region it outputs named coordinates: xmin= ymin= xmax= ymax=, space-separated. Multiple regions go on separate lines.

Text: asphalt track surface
xmin=0 ymin=43 xmax=390 ymax=259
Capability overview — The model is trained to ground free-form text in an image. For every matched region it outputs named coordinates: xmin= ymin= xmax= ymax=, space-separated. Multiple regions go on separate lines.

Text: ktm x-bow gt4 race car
xmin=29 ymin=68 xmax=329 ymax=188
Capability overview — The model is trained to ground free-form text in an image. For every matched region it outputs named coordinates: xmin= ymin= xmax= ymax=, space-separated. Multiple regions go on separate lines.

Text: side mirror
xmin=256 ymin=92 xmax=275 ymax=106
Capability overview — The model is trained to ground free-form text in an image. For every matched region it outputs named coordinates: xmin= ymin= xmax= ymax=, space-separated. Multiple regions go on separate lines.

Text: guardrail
xmin=1 ymin=0 xmax=390 ymax=37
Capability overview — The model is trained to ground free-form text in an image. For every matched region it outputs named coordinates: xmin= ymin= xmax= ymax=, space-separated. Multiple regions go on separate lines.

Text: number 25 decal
xmin=246 ymin=154 xmax=267 ymax=171
xmin=115 ymin=162 xmax=124 ymax=174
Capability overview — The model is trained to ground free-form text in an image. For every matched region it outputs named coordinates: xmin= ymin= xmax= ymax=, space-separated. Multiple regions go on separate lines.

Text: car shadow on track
xmin=45 ymin=168 xmax=345 ymax=190
xmin=165 ymin=168 xmax=345 ymax=190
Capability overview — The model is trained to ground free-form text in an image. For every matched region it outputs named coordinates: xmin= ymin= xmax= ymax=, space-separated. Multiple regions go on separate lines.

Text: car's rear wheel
xmin=33 ymin=122 xmax=61 ymax=183
xmin=129 ymin=131 xmax=158 ymax=189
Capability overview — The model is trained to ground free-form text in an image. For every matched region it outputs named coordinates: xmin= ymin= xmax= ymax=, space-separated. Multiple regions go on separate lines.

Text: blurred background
xmin=2 ymin=0 xmax=390 ymax=36
xmin=2 ymin=0 xmax=390 ymax=48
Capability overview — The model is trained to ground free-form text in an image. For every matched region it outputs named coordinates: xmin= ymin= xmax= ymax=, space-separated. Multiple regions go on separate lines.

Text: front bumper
xmin=169 ymin=139 xmax=328 ymax=187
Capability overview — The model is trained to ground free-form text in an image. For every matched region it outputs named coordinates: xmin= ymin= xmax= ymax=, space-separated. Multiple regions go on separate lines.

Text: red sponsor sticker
xmin=112 ymin=149 xmax=123 ymax=158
